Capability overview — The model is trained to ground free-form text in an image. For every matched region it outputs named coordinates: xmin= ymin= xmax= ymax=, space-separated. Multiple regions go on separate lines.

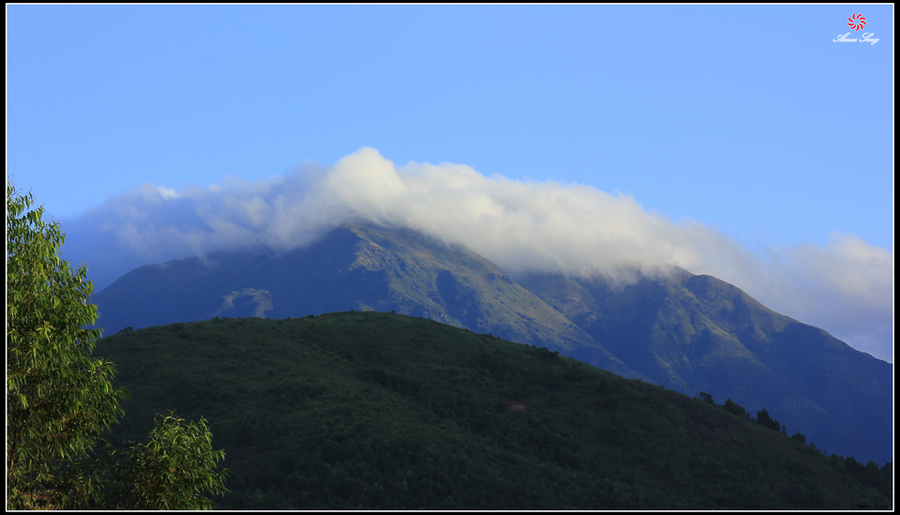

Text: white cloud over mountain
xmin=59 ymin=147 xmax=893 ymax=362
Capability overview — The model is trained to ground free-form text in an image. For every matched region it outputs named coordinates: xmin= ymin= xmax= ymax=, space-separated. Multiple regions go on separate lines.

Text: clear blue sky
xmin=7 ymin=5 xmax=894 ymax=361
xmin=9 ymin=4 xmax=893 ymax=248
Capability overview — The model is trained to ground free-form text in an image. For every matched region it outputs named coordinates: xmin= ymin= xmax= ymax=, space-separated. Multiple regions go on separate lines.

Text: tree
xmin=722 ymin=398 xmax=749 ymax=419
xmin=98 ymin=413 xmax=228 ymax=509
xmin=6 ymin=182 xmax=228 ymax=509
xmin=791 ymin=432 xmax=807 ymax=445
xmin=697 ymin=392 xmax=715 ymax=405
xmin=879 ymin=461 xmax=892 ymax=485
xmin=754 ymin=408 xmax=781 ymax=431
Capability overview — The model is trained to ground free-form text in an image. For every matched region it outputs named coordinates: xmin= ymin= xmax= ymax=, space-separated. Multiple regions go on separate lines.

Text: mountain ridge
xmin=89 ymin=221 xmax=893 ymax=465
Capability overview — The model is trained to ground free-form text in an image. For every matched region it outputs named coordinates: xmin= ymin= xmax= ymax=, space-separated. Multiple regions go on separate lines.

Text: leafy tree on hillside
xmin=755 ymin=408 xmax=782 ymax=431
xmin=722 ymin=398 xmax=750 ymax=419
xmin=879 ymin=461 xmax=892 ymax=485
xmin=791 ymin=432 xmax=807 ymax=445
xmin=6 ymin=182 xmax=228 ymax=509
xmin=698 ymin=392 xmax=715 ymax=405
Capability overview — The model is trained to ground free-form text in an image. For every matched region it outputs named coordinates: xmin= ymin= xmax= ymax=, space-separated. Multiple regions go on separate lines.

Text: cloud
xmin=752 ymin=233 xmax=893 ymax=360
xmin=58 ymin=147 xmax=893 ymax=363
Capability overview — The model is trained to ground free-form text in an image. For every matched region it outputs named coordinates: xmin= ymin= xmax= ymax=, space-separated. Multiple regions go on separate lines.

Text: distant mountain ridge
xmin=514 ymin=270 xmax=893 ymax=465
xmin=90 ymin=222 xmax=893 ymax=465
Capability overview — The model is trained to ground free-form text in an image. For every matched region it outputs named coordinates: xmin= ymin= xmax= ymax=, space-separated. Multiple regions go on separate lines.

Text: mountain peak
xmin=90 ymin=223 xmax=892 ymax=465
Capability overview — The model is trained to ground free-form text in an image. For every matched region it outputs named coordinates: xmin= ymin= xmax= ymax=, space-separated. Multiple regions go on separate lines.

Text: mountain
xmin=514 ymin=270 xmax=894 ymax=467
xmin=89 ymin=222 xmax=893 ymax=465
xmin=94 ymin=313 xmax=892 ymax=509
xmin=91 ymin=223 xmax=637 ymax=378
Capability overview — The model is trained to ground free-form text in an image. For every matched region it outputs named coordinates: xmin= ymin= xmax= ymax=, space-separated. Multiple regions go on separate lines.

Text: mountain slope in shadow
xmin=90 ymin=222 xmax=893 ymax=465
xmin=95 ymin=313 xmax=892 ymax=509
xmin=515 ymin=270 xmax=893 ymax=466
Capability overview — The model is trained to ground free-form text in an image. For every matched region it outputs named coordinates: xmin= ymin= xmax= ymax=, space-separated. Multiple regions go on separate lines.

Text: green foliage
xmin=96 ymin=413 xmax=229 ymax=509
xmin=7 ymin=183 xmax=125 ymax=509
xmin=705 ymin=397 xmax=881 ymax=492
xmin=879 ymin=461 xmax=892 ymax=485
xmin=755 ymin=408 xmax=782 ymax=431
xmin=6 ymin=182 xmax=227 ymax=509
xmin=88 ymin=221 xmax=892 ymax=466
xmin=722 ymin=398 xmax=750 ymax=419
xmin=518 ymin=271 xmax=892 ymax=466
xmin=96 ymin=311 xmax=893 ymax=509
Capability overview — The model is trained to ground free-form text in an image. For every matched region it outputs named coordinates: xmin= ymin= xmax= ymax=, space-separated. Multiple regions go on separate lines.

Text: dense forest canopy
xmin=96 ymin=312 xmax=892 ymax=509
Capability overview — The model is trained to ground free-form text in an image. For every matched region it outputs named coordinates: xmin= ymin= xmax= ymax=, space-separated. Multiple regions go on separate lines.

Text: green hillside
xmin=90 ymin=223 xmax=632 ymax=378
xmin=89 ymin=222 xmax=893 ymax=466
xmin=95 ymin=312 xmax=891 ymax=510
xmin=516 ymin=270 xmax=894 ymax=465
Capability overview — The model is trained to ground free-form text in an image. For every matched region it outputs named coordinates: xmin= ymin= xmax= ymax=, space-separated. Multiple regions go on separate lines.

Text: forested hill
xmin=89 ymin=222 xmax=892 ymax=466
xmin=95 ymin=312 xmax=892 ymax=510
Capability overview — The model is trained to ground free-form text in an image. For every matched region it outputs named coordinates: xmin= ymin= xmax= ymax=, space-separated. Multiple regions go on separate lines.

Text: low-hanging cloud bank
xmin=60 ymin=148 xmax=893 ymax=363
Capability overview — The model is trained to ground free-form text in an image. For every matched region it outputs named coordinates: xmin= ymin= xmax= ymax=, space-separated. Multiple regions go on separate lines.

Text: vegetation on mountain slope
xmin=6 ymin=182 xmax=228 ymax=509
xmin=95 ymin=312 xmax=892 ymax=510
xmin=89 ymin=222 xmax=893 ymax=466
xmin=516 ymin=270 xmax=894 ymax=466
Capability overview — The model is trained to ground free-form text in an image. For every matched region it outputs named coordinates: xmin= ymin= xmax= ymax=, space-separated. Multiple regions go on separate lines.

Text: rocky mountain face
xmin=90 ymin=222 xmax=893 ymax=465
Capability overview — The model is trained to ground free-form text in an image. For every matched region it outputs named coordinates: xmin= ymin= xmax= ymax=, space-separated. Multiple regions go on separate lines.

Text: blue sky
xmin=7 ymin=5 xmax=894 ymax=361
